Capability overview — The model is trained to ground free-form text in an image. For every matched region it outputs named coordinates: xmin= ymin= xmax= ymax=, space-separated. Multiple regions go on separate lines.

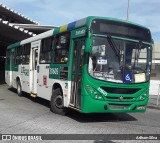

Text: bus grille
xmin=100 ymin=86 xmax=141 ymax=94
xmin=105 ymin=96 xmax=134 ymax=101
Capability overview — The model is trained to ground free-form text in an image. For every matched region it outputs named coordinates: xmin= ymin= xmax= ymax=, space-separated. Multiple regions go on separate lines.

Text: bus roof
xmin=7 ymin=16 xmax=150 ymax=49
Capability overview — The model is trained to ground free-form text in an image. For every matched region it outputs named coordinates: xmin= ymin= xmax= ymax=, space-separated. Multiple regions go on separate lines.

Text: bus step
xmin=30 ymin=93 xmax=37 ymax=98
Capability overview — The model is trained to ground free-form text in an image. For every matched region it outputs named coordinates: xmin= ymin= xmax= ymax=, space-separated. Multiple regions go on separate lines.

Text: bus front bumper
xmin=81 ymin=96 xmax=148 ymax=113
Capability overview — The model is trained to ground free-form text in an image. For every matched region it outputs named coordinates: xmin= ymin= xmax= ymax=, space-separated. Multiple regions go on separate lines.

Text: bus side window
xmin=22 ymin=43 xmax=31 ymax=65
xmin=6 ymin=50 xmax=10 ymax=65
xmin=15 ymin=46 xmax=23 ymax=65
xmin=54 ymin=33 xmax=70 ymax=63
xmin=40 ymin=37 xmax=53 ymax=64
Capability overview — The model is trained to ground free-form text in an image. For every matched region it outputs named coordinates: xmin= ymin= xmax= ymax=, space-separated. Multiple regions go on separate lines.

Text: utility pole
xmin=127 ymin=0 xmax=130 ymax=20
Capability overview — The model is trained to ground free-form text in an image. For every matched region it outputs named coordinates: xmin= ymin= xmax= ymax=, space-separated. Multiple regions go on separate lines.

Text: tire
xmin=17 ymin=80 xmax=22 ymax=96
xmin=50 ymin=88 xmax=68 ymax=115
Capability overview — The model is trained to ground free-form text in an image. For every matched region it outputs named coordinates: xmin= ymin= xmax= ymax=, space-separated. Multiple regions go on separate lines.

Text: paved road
xmin=0 ymin=84 xmax=160 ymax=143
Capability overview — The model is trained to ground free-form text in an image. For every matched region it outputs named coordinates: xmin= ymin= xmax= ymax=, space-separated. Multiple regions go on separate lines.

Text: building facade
xmin=150 ymin=42 xmax=160 ymax=95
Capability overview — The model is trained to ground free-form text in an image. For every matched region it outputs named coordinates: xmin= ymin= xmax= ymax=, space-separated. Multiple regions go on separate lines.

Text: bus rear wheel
xmin=50 ymin=88 xmax=68 ymax=115
xmin=17 ymin=80 xmax=22 ymax=96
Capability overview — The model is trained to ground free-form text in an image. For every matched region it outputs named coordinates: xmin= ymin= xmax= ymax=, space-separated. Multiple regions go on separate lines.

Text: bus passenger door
xmin=70 ymin=38 xmax=85 ymax=109
xmin=30 ymin=40 xmax=40 ymax=95
xmin=30 ymin=46 xmax=39 ymax=95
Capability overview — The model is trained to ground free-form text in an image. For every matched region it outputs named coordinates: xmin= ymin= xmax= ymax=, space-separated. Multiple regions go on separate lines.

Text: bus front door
xmin=70 ymin=38 xmax=85 ymax=109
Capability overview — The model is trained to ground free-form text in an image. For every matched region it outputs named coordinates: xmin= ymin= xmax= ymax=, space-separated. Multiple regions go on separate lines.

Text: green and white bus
xmin=5 ymin=16 xmax=153 ymax=114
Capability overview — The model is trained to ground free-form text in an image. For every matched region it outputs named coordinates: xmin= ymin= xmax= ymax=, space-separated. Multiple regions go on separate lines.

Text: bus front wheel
xmin=50 ymin=88 xmax=68 ymax=115
xmin=17 ymin=80 xmax=22 ymax=96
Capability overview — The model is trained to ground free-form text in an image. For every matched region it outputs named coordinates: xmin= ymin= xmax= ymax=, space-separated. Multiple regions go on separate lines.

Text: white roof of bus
xmin=20 ymin=29 xmax=54 ymax=45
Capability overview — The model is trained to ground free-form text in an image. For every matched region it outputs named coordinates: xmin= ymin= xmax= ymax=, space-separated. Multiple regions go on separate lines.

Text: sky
xmin=0 ymin=0 xmax=160 ymax=42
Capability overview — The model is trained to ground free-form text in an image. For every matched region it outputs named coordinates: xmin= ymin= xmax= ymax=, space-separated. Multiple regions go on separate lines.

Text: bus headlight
xmin=94 ymin=94 xmax=103 ymax=100
xmin=86 ymin=85 xmax=104 ymax=100
xmin=136 ymin=95 xmax=145 ymax=101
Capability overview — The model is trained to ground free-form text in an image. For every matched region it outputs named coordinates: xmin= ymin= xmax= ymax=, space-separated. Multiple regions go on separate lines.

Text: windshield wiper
xmin=107 ymin=36 xmax=120 ymax=60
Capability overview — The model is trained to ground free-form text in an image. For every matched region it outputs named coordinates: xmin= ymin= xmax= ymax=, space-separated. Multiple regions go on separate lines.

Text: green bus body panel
xmin=53 ymin=27 xmax=60 ymax=35
xmin=5 ymin=65 xmax=10 ymax=71
xmin=85 ymin=16 xmax=150 ymax=30
xmin=49 ymin=64 xmax=68 ymax=79
xmin=6 ymin=64 xmax=19 ymax=72
xmin=13 ymin=65 xmax=19 ymax=72
xmin=49 ymin=64 xmax=60 ymax=79
xmin=79 ymin=67 xmax=150 ymax=113
xmin=5 ymin=49 xmax=18 ymax=72
xmin=67 ymin=40 xmax=74 ymax=81
xmin=7 ymin=42 xmax=20 ymax=50
xmin=71 ymin=27 xmax=87 ymax=38
xmin=81 ymin=96 xmax=148 ymax=113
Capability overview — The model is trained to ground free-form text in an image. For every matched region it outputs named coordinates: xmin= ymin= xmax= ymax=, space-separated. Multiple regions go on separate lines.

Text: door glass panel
xmin=73 ymin=41 xmax=78 ymax=72
xmin=35 ymin=50 xmax=38 ymax=70
xmin=70 ymin=39 xmax=85 ymax=108
xmin=79 ymin=41 xmax=85 ymax=71
xmin=70 ymin=41 xmax=78 ymax=105
xmin=76 ymin=76 xmax=82 ymax=107
xmin=76 ymin=40 xmax=85 ymax=107
xmin=32 ymin=48 xmax=38 ymax=93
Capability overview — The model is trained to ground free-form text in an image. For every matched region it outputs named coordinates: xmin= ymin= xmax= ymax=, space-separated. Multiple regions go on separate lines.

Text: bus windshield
xmin=88 ymin=37 xmax=152 ymax=83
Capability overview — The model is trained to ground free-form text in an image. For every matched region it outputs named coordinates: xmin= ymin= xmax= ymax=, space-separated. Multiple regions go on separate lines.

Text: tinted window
xmin=22 ymin=43 xmax=30 ymax=65
xmin=40 ymin=37 xmax=53 ymax=64
xmin=54 ymin=33 xmax=70 ymax=63
xmin=6 ymin=50 xmax=10 ymax=65
xmin=15 ymin=46 xmax=23 ymax=65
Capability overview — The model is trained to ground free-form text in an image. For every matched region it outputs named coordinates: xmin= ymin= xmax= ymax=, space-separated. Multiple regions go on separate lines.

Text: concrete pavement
xmin=0 ymin=84 xmax=160 ymax=143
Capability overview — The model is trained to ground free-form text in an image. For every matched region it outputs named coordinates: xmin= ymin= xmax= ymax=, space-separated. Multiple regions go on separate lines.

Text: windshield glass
xmin=88 ymin=37 xmax=152 ymax=83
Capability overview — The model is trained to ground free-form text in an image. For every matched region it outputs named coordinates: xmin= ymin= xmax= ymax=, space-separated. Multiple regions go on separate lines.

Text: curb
xmin=147 ymin=105 xmax=160 ymax=110
xmin=148 ymin=95 xmax=160 ymax=110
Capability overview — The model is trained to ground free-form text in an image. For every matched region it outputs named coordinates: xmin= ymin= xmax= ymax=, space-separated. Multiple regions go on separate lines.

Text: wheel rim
xmin=54 ymin=95 xmax=63 ymax=109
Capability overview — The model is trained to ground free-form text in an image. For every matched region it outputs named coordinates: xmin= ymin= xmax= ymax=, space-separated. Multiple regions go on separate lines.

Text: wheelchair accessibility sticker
xmin=124 ymin=72 xmax=132 ymax=83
